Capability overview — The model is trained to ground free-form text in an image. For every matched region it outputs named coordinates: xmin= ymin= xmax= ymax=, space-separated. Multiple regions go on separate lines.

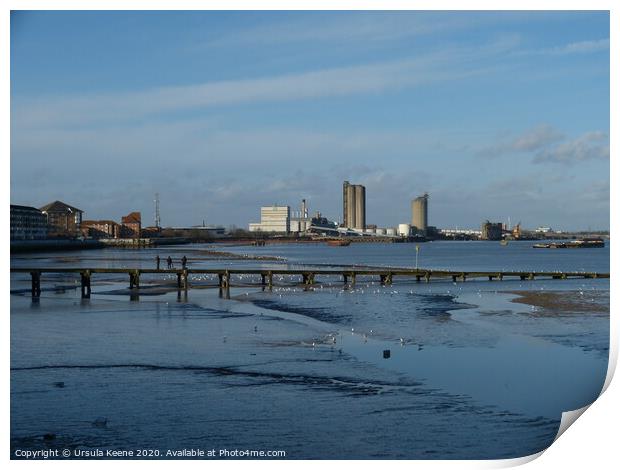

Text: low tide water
xmin=10 ymin=241 xmax=610 ymax=459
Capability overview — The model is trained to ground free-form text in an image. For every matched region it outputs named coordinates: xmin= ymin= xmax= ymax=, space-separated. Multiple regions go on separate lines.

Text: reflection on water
xmin=10 ymin=242 xmax=609 ymax=459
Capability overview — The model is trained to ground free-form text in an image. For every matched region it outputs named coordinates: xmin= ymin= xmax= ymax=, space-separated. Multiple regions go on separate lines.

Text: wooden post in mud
xmin=416 ymin=275 xmax=421 ymax=283
xmin=177 ymin=273 xmax=183 ymax=289
xmin=350 ymin=272 xmax=356 ymax=286
xmin=424 ymin=272 xmax=431 ymax=283
xmin=129 ymin=271 xmax=140 ymax=289
xmin=459 ymin=273 xmax=466 ymax=282
xmin=267 ymin=271 xmax=273 ymax=290
xmin=223 ymin=270 xmax=230 ymax=299
xmin=302 ymin=272 xmax=315 ymax=285
xmin=261 ymin=274 xmax=266 ymax=286
xmin=30 ymin=271 xmax=41 ymax=298
xmin=80 ymin=271 xmax=91 ymax=299
xmin=182 ymin=268 xmax=189 ymax=291
xmin=452 ymin=275 xmax=458 ymax=282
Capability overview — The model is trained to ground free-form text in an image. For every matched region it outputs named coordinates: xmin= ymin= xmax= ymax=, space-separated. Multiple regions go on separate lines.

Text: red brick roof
xmin=122 ymin=212 xmax=141 ymax=224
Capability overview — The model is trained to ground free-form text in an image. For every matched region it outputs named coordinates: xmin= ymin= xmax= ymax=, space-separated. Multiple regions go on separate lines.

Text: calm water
xmin=10 ymin=241 xmax=610 ymax=459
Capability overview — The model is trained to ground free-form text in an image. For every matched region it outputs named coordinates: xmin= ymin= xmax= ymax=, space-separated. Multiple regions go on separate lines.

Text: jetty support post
xmin=350 ymin=272 xmax=356 ymax=286
xmin=424 ymin=272 xmax=431 ymax=283
xmin=80 ymin=270 xmax=91 ymax=299
xmin=129 ymin=271 xmax=140 ymax=289
xmin=380 ymin=273 xmax=393 ymax=286
xmin=267 ymin=271 xmax=273 ymax=291
xmin=30 ymin=271 xmax=41 ymax=298
xmin=224 ymin=270 xmax=230 ymax=299
xmin=177 ymin=272 xmax=183 ymax=289
xmin=182 ymin=268 xmax=189 ymax=291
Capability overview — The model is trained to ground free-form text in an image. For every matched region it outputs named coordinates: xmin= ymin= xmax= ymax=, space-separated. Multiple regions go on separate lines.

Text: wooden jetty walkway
xmin=10 ymin=267 xmax=609 ymax=300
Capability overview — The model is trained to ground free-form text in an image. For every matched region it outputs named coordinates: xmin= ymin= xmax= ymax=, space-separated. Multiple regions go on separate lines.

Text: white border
xmin=3 ymin=2 xmax=616 ymax=469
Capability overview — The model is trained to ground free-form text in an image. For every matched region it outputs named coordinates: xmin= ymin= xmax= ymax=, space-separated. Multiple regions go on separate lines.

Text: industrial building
xmin=39 ymin=200 xmax=83 ymax=238
xmin=289 ymin=199 xmax=311 ymax=233
xmin=411 ymin=193 xmax=429 ymax=234
xmin=481 ymin=221 xmax=504 ymax=240
xmin=10 ymin=205 xmax=48 ymax=240
xmin=249 ymin=205 xmax=291 ymax=233
xmin=342 ymin=181 xmax=366 ymax=230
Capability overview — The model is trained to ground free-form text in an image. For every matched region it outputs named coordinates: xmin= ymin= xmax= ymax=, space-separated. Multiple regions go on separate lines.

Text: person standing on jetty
xmin=156 ymin=255 xmax=160 ymax=270
xmin=181 ymin=256 xmax=187 ymax=269
xmin=167 ymin=256 xmax=173 ymax=269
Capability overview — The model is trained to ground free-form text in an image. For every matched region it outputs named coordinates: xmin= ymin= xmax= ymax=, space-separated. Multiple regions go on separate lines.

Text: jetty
xmin=10 ymin=267 xmax=609 ymax=300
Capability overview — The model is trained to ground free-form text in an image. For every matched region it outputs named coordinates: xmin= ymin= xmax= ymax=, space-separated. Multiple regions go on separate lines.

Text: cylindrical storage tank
xmin=386 ymin=228 xmax=396 ymax=236
xmin=398 ymin=223 xmax=411 ymax=237
xmin=376 ymin=228 xmax=386 ymax=235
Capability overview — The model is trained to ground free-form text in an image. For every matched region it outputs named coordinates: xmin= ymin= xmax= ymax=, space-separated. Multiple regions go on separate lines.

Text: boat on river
xmin=533 ymin=238 xmax=605 ymax=249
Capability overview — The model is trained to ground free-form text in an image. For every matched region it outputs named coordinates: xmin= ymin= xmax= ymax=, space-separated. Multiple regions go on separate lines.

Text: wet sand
xmin=505 ymin=290 xmax=609 ymax=316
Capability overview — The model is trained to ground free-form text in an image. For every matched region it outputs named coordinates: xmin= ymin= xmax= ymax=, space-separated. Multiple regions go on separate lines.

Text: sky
xmin=10 ymin=11 xmax=610 ymax=231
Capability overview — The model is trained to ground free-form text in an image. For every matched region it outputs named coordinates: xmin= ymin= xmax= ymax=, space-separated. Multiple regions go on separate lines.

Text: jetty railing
xmin=10 ymin=267 xmax=609 ymax=300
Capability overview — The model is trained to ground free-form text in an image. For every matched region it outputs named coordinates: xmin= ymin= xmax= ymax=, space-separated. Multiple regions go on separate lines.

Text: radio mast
xmin=154 ymin=193 xmax=161 ymax=228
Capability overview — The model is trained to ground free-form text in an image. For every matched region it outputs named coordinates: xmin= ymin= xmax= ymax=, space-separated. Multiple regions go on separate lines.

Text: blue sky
xmin=10 ymin=11 xmax=610 ymax=230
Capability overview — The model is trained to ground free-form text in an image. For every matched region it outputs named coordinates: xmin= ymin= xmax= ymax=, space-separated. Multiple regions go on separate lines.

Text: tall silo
xmin=411 ymin=193 xmax=429 ymax=233
xmin=354 ymin=185 xmax=366 ymax=229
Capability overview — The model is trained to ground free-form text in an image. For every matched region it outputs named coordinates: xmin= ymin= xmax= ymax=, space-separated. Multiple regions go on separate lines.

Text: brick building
xmin=39 ymin=200 xmax=83 ymax=238
xmin=120 ymin=212 xmax=142 ymax=239
xmin=81 ymin=220 xmax=120 ymax=239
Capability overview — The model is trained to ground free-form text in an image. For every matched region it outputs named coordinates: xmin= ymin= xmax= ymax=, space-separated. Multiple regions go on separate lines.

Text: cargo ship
xmin=532 ymin=238 xmax=605 ymax=249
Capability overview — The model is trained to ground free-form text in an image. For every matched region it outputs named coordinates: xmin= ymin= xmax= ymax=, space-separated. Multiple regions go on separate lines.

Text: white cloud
xmin=478 ymin=124 xmax=564 ymax=157
xmin=543 ymin=38 xmax=610 ymax=55
xmin=534 ymin=132 xmax=609 ymax=165
xmin=11 ymin=39 xmax=515 ymax=130
xmin=202 ymin=13 xmax=482 ymax=48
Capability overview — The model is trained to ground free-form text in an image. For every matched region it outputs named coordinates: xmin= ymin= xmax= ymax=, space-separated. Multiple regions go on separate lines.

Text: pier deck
xmin=10 ymin=267 xmax=609 ymax=300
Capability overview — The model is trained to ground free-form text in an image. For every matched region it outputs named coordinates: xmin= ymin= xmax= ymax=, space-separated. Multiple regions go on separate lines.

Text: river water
xmin=10 ymin=241 xmax=610 ymax=459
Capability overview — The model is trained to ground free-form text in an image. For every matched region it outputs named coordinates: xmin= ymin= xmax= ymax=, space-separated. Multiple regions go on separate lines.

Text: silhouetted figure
xmin=167 ymin=256 xmax=173 ymax=269
xmin=181 ymin=256 xmax=188 ymax=269
xmin=156 ymin=255 xmax=161 ymax=270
